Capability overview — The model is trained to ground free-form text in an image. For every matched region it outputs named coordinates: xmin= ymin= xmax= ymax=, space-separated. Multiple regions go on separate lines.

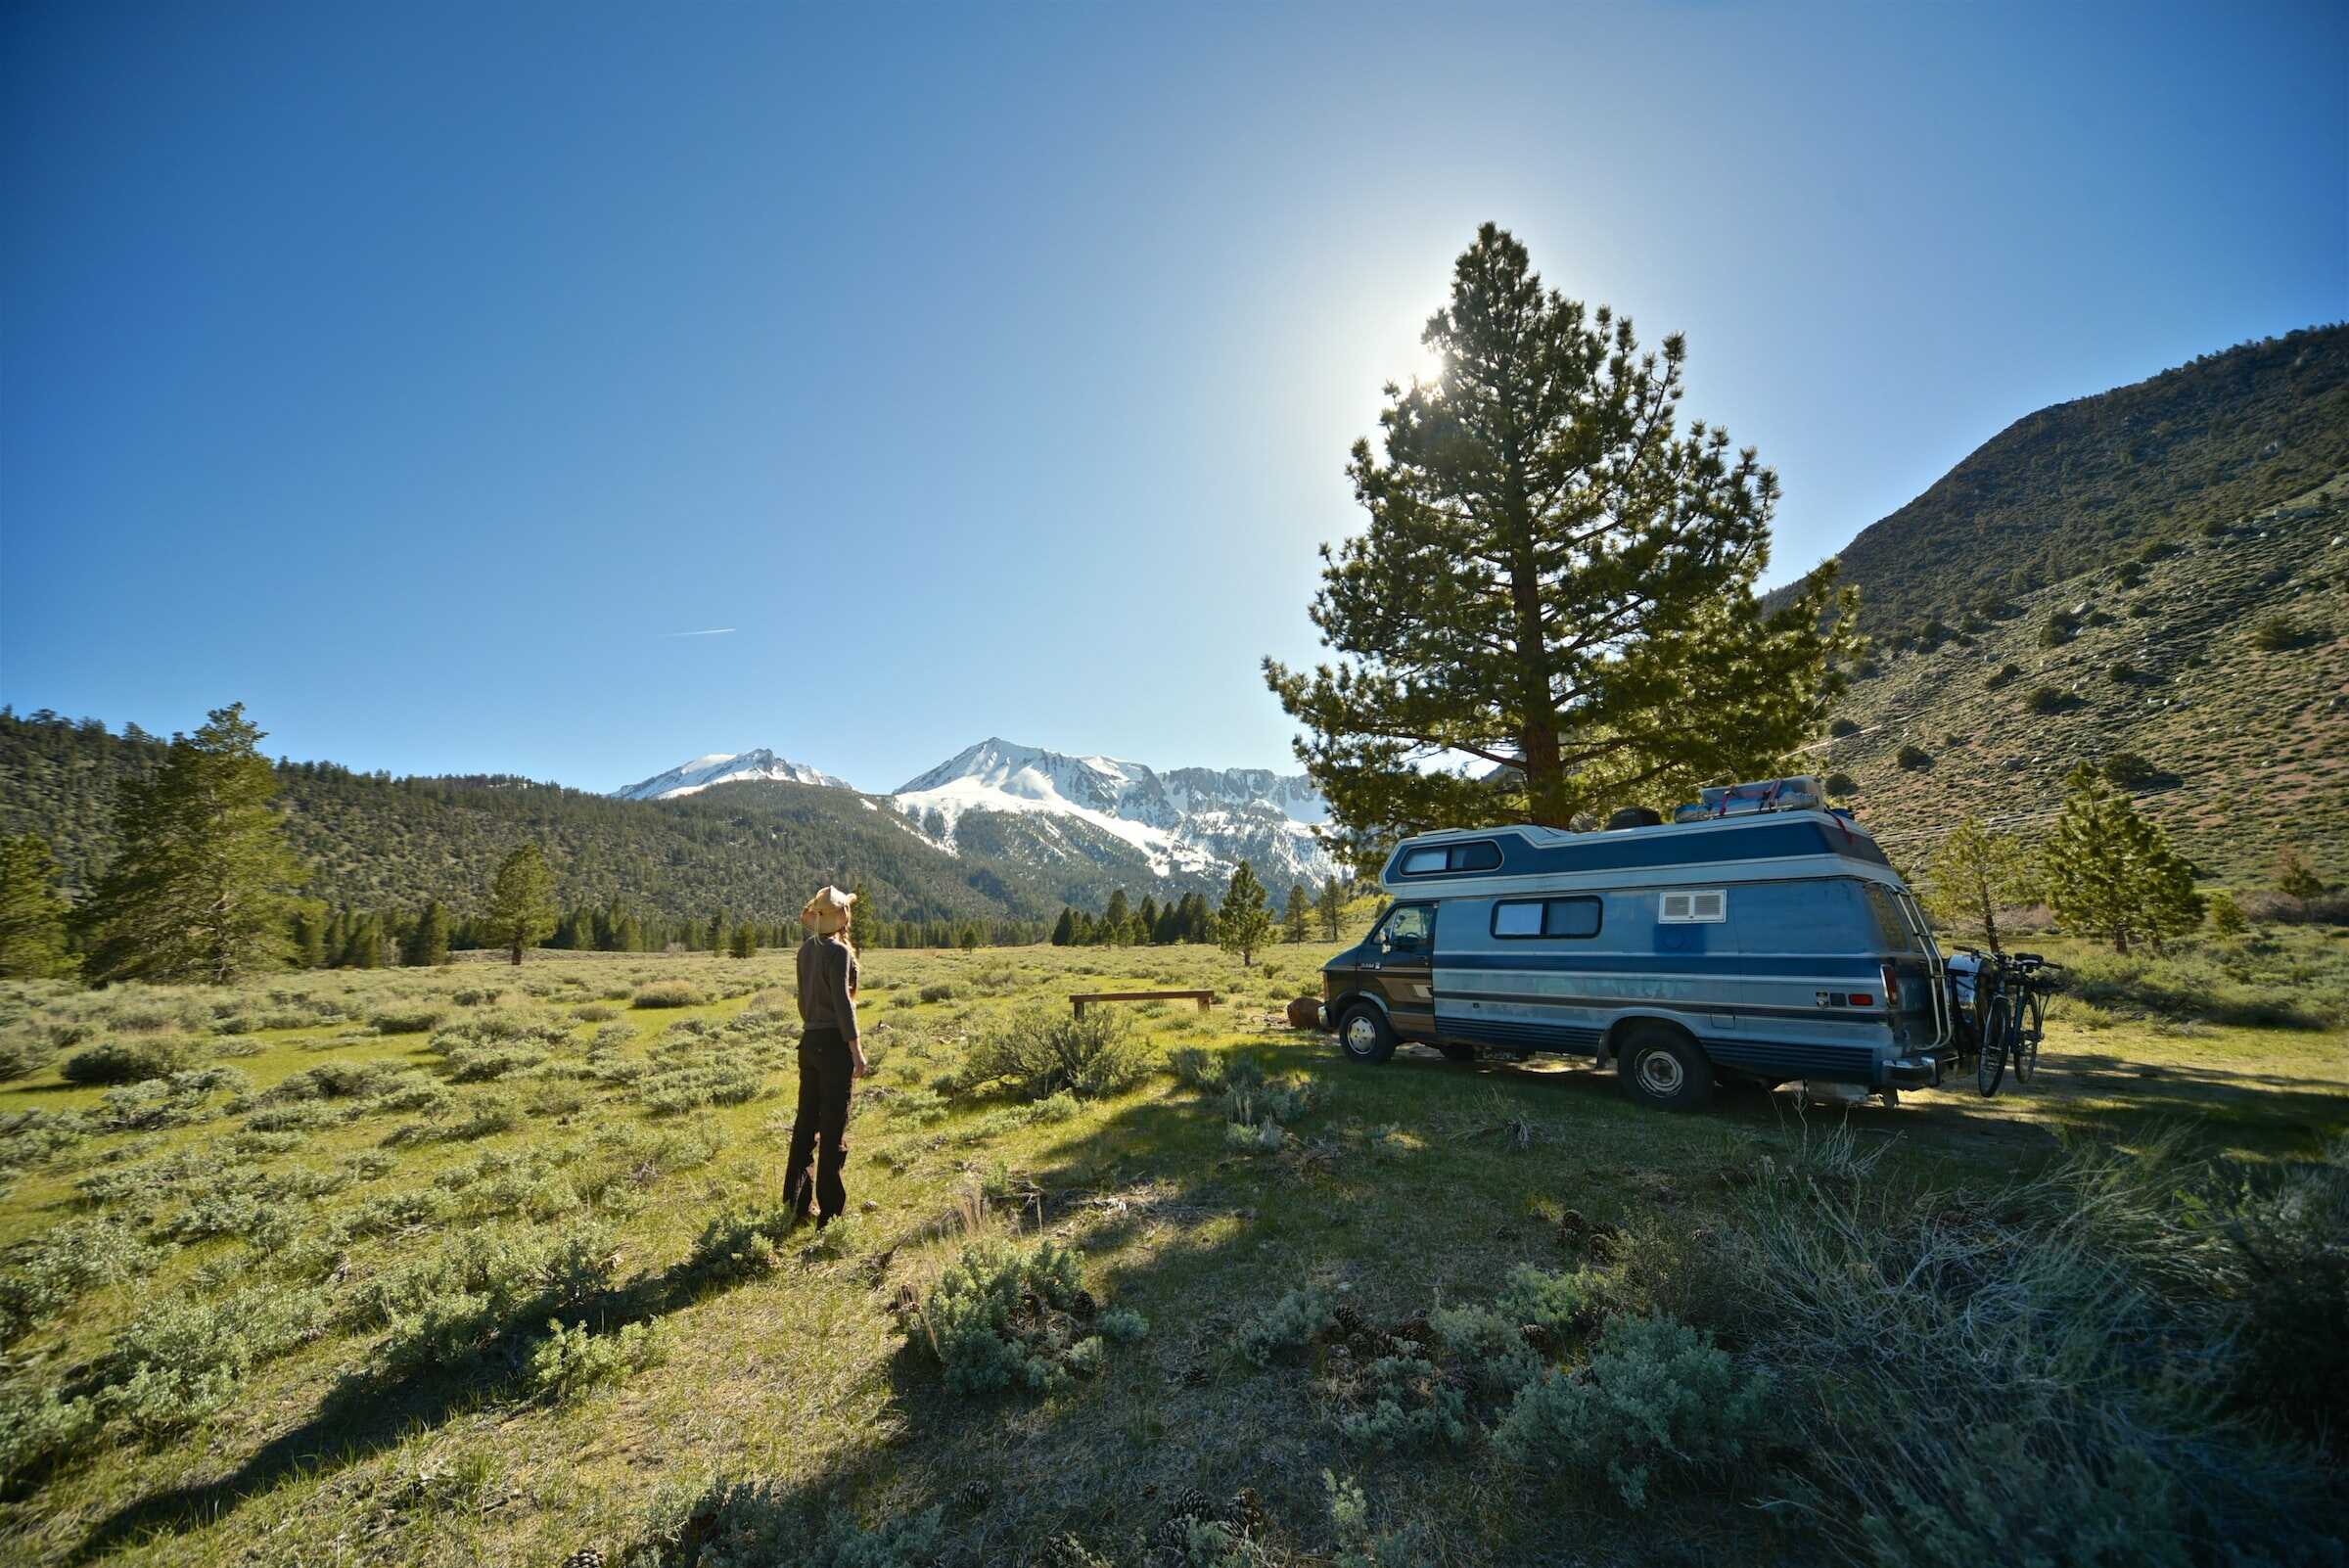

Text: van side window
xmin=1658 ymin=889 xmax=1727 ymax=923
xmin=1398 ymin=841 xmax=1503 ymax=876
xmin=1492 ymin=897 xmax=1602 ymax=939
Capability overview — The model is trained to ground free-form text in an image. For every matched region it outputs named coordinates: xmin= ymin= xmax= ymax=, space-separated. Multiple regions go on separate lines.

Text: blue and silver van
xmin=1318 ymin=792 xmax=1953 ymax=1109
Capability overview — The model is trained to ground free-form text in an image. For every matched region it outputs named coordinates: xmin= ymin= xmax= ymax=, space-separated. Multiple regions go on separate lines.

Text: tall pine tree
xmin=2044 ymin=763 xmax=2204 ymax=953
xmin=81 ymin=704 xmax=308 ymax=985
xmin=1265 ymin=224 xmax=1855 ymax=869
xmin=1218 ymin=860 xmax=1274 ymax=968
xmin=1283 ymin=882 xmax=1312 ymax=944
xmin=404 ymin=899 xmax=451 ymax=966
xmin=481 ymin=843 xmax=559 ymax=965
xmin=0 ymin=835 xmax=75 ymax=980
xmin=1921 ymin=817 xmax=2038 ymax=954
xmin=1316 ymin=875 xmax=1345 ymax=941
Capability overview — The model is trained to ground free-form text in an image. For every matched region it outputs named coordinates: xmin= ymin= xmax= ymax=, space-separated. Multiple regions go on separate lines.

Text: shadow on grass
xmin=69 ymin=1228 xmax=826 ymax=1562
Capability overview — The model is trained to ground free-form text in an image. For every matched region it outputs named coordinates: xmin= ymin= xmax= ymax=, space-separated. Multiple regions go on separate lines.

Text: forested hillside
xmin=0 ymin=714 xmax=1087 ymax=933
xmin=1785 ymin=325 xmax=2349 ymax=637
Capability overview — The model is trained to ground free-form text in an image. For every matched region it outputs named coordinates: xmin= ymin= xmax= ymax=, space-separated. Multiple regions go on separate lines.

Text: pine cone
xmin=1226 ymin=1487 xmax=1266 ymax=1535
xmin=1070 ymin=1287 xmax=1099 ymax=1319
xmin=1170 ymin=1484 xmax=1213 ymax=1521
xmin=959 ymin=1478 xmax=992 ymax=1509
xmin=1331 ymin=1301 xmax=1367 ymax=1338
xmin=561 ymin=1550 xmax=604 ymax=1568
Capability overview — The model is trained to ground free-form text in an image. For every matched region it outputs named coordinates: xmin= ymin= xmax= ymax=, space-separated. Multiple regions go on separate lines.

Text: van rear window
xmin=1863 ymin=883 xmax=1924 ymax=951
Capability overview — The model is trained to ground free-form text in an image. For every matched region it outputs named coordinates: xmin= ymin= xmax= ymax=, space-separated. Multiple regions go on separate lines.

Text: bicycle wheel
xmin=2014 ymin=990 xmax=2043 ymax=1084
xmin=1977 ymin=993 xmax=2011 ymax=1096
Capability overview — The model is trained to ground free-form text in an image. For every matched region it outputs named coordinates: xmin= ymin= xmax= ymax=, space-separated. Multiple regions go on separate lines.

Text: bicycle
xmin=1968 ymin=950 xmax=2058 ymax=1096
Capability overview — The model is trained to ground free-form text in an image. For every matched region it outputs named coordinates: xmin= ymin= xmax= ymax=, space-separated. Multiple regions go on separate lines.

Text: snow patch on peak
xmin=613 ymin=748 xmax=854 ymax=801
xmin=888 ymin=737 xmax=1334 ymax=885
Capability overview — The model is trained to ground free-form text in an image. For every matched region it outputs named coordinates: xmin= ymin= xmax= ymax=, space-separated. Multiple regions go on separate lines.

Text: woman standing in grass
xmin=788 ymin=884 xmax=870 ymax=1227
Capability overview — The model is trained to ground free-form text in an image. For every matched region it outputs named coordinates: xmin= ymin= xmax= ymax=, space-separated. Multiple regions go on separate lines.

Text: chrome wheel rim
xmin=1345 ymin=1015 xmax=1381 ymax=1054
xmin=1636 ymin=1049 xmax=1684 ymax=1096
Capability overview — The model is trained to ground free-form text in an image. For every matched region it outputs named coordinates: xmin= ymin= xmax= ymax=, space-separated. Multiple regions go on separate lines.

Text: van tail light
xmin=1879 ymin=963 xmax=1902 ymax=1009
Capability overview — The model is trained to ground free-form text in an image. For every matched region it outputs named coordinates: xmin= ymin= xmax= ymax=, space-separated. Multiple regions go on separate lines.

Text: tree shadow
xmin=69 ymin=1229 xmax=811 ymax=1561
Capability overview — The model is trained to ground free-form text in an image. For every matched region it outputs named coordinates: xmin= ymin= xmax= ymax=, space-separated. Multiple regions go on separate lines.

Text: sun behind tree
xmin=1266 ymin=223 xmax=1857 ymax=869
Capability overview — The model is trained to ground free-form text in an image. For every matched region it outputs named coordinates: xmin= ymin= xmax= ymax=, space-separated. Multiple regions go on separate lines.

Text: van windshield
xmin=1862 ymin=883 xmax=1924 ymax=953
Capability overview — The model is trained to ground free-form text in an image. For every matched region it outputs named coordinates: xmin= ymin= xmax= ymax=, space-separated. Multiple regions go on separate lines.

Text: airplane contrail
xmin=663 ymin=627 xmax=737 ymax=638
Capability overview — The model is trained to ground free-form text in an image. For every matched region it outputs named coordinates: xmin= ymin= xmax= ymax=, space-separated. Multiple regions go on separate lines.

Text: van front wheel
xmin=1619 ymin=1027 xmax=1714 ymax=1111
xmin=1338 ymin=1004 xmax=1397 ymax=1065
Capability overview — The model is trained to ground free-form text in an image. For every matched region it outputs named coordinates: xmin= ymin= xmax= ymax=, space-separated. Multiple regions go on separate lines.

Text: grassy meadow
xmin=2 ymin=921 xmax=2345 ymax=1566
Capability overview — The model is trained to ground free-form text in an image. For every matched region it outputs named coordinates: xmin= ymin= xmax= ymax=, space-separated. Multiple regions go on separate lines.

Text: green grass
xmin=0 ymin=927 xmax=2342 ymax=1565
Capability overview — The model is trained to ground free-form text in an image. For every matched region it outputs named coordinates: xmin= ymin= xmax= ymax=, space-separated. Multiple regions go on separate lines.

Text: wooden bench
xmin=1069 ymin=990 xmax=1216 ymax=1017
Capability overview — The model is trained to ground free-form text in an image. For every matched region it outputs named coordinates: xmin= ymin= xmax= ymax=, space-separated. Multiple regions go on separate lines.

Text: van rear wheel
xmin=1618 ymin=1026 xmax=1714 ymax=1111
xmin=1338 ymin=1004 xmax=1397 ymax=1065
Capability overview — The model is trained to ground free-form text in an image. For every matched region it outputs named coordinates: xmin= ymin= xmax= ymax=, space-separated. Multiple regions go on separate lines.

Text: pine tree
xmin=729 ymin=922 xmax=758 ymax=959
xmin=481 ymin=843 xmax=559 ymax=965
xmin=1920 ymin=816 xmax=2038 ymax=953
xmin=2044 ymin=763 xmax=2204 ymax=953
xmin=1136 ymin=895 xmax=1161 ymax=945
xmin=958 ymin=926 xmax=981 ymax=951
xmin=1102 ymin=890 xmax=1131 ymax=946
xmin=0 ymin=835 xmax=75 ymax=980
xmin=1050 ymin=907 xmax=1077 ymax=946
xmin=1283 ymin=882 xmax=1312 ymax=944
xmin=1218 ymin=860 xmax=1274 ymax=967
xmin=1317 ymin=876 xmax=1344 ymax=941
xmin=1264 ymin=224 xmax=1856 ymax=870
xmin=2274 ymin=846 xmax=2326 ymax=900
xmin=81 ymin=704 xmax=308 ymax=985
xmin=404 ymin=899 xmax=450 ymax=966
xmin=290 ymin=899 xmax=329 ymax=969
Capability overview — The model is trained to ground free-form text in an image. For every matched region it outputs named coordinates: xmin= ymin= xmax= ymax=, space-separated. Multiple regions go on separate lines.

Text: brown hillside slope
xmin=1818 ymin=474 xmax=2347 ymax=886
xmin=1801 ymin=325 xmax=2349 ymax=635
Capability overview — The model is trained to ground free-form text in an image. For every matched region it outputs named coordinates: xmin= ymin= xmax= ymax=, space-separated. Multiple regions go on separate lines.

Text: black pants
xmin=784 ymin=1027 xmax=854 ymax=1223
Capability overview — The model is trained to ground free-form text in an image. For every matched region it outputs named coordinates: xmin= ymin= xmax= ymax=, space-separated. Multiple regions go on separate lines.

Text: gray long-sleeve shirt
xmin=796 ymin=934 xmax=859 ymax=1040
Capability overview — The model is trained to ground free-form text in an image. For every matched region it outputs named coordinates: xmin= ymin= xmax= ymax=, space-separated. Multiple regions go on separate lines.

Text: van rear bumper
xmin=1882 ymin=1051 xmax=1951 ymax=1088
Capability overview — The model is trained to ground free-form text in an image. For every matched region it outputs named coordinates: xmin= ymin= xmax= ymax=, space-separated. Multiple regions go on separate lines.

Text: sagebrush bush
xmin=632 ymin=1475 xmax=946 ymax=1568
xmin=61 ymin=1036 xmax=195 ymax=1085
xmin=1895 ymin=744 xmax=1930 ymax=770
xmin=2026 ymin=684 xmax=2069 ymax=714
xmin=632 ymin=981 xmax=706 ymax=1009
xmin=369 ymin=1006 xmax=446 ymax=1035
xmin=98 ymin=1065 xmax=248 ymax=1130
xmin=955 ymin=1007 xmax=1146 ymax=1102
xmin=104 ymin=1282 xmax=334 ymax=1434
xmin=1493 ymin=1313 xmax=1771 ymax=1508
xmin=525 ymin=1316 xmax=666 ymax=1402
xmin=1986 ymin=662 xmax=2023 ymax=689
xmin=914 ymin=1237 xmax=1129 ymax=1396
xmin=1427 ymin=1305 xmax=1541 ymax=1395
xmin=1338 ymin=1351 xmax=1471 ymax=1451
xmin=1741 ymin=1136 xmax=2336 ymax=1566
xmin=0 ymin=1217 xmax=162 ymax=1343
xmin=1240 ymin=1285 xmax=1337 ymax=1366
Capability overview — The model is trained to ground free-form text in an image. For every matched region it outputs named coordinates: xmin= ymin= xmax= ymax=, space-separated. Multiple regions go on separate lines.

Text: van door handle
xmin=1361 ymin=961 xmax=1382 ymax=971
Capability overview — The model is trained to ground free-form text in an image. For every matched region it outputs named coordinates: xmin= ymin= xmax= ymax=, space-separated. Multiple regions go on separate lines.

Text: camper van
xmin=1318 ymin=782 xmax=1953 ymax=1110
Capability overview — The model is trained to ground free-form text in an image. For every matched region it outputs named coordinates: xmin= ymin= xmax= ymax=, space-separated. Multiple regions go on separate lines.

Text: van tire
xmin=1337 ymin=1004 xmax=1397 ymax=1065
xmin=1618 ymin=1026 xmax=1714 ymax=1111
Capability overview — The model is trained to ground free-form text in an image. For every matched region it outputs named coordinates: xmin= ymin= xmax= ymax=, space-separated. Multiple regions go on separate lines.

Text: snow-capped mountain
xmin=612 ymin=749 xmax=853 ymax=801
xmin=888 ymin=737 xmax=1335 ymax=889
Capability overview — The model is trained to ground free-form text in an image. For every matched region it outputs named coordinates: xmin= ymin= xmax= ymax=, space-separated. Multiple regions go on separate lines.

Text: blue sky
xmin=4 ymin=1 xmax=2343 ymax=794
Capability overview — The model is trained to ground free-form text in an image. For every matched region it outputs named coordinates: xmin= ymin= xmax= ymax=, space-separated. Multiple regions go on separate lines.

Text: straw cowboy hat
xmin=801 ymin=884 xmax=857 ymax=935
